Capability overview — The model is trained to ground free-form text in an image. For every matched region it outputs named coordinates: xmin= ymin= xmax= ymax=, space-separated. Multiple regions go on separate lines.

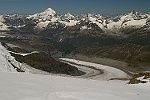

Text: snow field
xmin=0 ymin=72 xmax=150 ymax=100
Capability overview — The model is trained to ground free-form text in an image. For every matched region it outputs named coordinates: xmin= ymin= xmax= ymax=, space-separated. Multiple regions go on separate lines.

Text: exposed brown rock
xmin=128 ymin=72 xmax=150 ymax=84
xmin=11 ymin=52 xmax=85 ymax=76
xmin=70 ymin=44 xmax=150 ymax=73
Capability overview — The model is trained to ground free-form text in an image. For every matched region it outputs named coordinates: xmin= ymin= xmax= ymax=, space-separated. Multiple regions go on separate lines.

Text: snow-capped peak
xmin=127 ymin=10 xmax=148 ymax=19
xmin=43 ymin=7 xmax=56 ymax=16
xmin=37 ymin=7 xmax=56 ymax=19
xmin=45 ymin=7 xmax=54 ymax=11
xmin=27 ymin=7 xmax=56 ymax=21
xmin=60 ymin=13 xmax=75 ymax=21
xmin=64 ymin=13 xmax=75 ymax=19
xmin=105 ymin=10 xmax=150 ymax=31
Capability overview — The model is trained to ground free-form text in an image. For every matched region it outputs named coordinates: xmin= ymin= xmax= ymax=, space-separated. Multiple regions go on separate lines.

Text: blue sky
xmin=0 ymin=0 xmax=150 ymax=15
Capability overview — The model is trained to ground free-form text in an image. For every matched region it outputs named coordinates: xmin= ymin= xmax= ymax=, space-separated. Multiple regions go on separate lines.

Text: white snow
xmin=0 ymin=43 xmax=17 ymax=72
xmin=59 ymin=20 xmax=79 ymax=26
xmin=0 ymin=15 xmax=9 ymax=31
xmin=0 ymin=42 xmax=29 ymax=72
xmin=59 ymin=13 xmax=79 ymax=26
xmin=28 ymin=8 xmax=56 ymax=20
xmin=123 ymin=19 xmax=146 ymax=26
xmin=35 ymin=17 xmax=58 ymax=29
xmin=63 ymin=13 xmax=75 ymax=19
xmin=88 ymin=16 xmax=104 ymax=29
xmin=9 ymin=51 xmax=39 ymax=56
xmin=36 ymin=21 xmax=50 ymax=29
xmin=107 ymin=21 xmax=122 ymax=29
xmin=0 ymin=22 xmax=9 ymax=31
xmin=51 ymin=17 xmax=59 ymax=22
xmin=80 ymin=26 xmax=92 ymax=30
xmin=28 ymin=8 xmax=79 ymax=28
xmin=78 ymin=13 xmax=105 ymax=29
xmin=0 ymin=71 xmax=150 ymax=100
xmin=107 ymin=12 xmax=148 ymax=30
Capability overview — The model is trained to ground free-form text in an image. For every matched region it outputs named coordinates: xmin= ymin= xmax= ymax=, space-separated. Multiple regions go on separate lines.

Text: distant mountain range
xmin=0 ymin=8 xmax=150 ymax=34
xmin=1 ymin=8 xmax=150 ymax=53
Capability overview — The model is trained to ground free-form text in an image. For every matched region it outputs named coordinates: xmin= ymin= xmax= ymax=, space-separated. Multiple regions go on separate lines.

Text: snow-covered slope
xmin=27 ymin=8 xmax=58 ymax=29
xmin=106 ymin=10 xmax=149 ymax=30
xmin=0 ymin=22 xmax=9 ymax=31
xmin=28 ymin=8 xmax=56 ymax=21
xmin=36 ymin=21 xmax=51 ymax=29
xmin=77 ymin=13 xmax=105 ymax=30
xmin=61 ymin=13 xmax=75 ymax=19
xmin=0 ymin=42 xmax=30 ymax=72
xmin=0 ymin=42 xmax=16 ymax=72
xmin=59 ymin=19 xmax=79 ymax=27
xmin=58 ymin=13 xmax=78 ymax=26
xmin=28 ymin=8 xmax=79 ymax=28
xmin=0 ymin=70 xmax=150 ymax=100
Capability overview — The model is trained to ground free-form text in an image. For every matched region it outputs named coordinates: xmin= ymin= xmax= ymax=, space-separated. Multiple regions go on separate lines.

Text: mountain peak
xmin=64 ymin=13 xmax=74 ymax=18
xmin=128 ymin=10 xmax=139 ymax=16
xmin=45 ymin=8 xmax=55 ymax=12
xmin=42 ymin=7 xmax=56 ymax=16
xmin=27 ymin=7 xmax=57 ymax=21
xmin=127 ymin=10 xmax=148 ymax=19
